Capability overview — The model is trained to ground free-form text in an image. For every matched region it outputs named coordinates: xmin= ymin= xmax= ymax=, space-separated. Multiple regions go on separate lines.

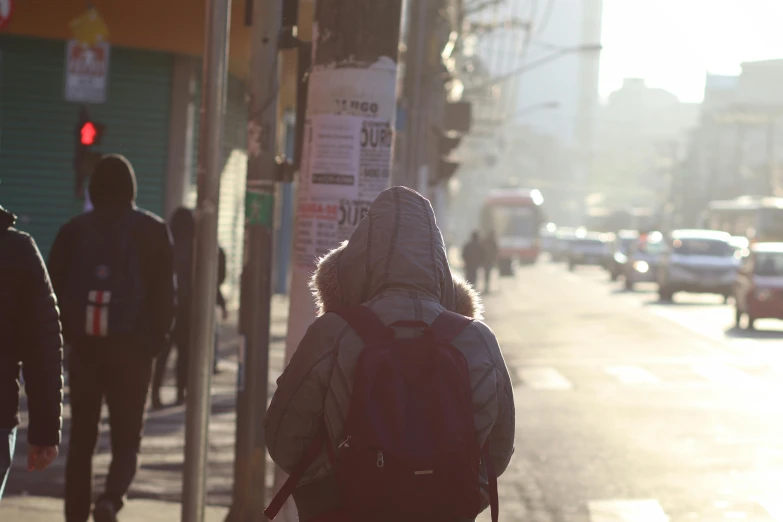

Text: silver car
xmin=657 ymin=229 xmax=739 ymax=302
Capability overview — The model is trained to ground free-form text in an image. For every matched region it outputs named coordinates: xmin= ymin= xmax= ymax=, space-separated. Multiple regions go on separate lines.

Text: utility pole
xmin=226 ymin=0 xmax=280 ymax=520
xmin=399 ymin=0 xmax=430 ymax=191
xmin=277 ymin=1 xmax=403 ymax=519
xmin=181 ymin=0 xmax=231 ymax=520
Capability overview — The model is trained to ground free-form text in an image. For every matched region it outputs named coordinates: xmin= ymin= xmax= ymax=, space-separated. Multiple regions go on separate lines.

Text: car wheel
xmin=625 ymin=277 xmax=634 ymax=291
xmin=747 ymin=315 xmax=756 ymax=330
xmin=659 ymin=287 xmax=673 ymax=302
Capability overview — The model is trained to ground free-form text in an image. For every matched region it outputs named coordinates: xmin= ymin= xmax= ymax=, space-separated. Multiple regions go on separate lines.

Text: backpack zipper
xmin=376 ymin=451 xmax=384 ymax=468
xmin=338 ymin=436 xmax=352 ymax=450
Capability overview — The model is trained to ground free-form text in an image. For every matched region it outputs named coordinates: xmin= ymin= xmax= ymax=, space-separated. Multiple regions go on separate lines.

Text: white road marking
xmin=604 ymin=365 xmax=662 ymax=385
xmin=692 ymin=364 xmax=756 ymax=387
xmin=517 ymin=367 xmax=573 ymax=390
xmin=587 ymin=499 xmax=669 ymax=521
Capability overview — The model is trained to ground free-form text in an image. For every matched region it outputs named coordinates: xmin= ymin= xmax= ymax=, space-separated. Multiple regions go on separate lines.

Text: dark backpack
xmin=265 ymin=306 xmax=499 ymax=522
xmin=61 ymin=211 xmax=145 ymax=340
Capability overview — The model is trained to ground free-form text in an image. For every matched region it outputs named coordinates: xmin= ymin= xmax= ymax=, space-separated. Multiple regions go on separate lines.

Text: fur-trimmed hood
xmin=309 ymin=186 xmax=483 ymax=319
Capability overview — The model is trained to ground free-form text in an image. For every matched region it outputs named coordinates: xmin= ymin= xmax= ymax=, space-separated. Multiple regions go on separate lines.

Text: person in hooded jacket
xmin=48 ymin=154 xmax=175 ymax=522
xmin=150 ymin=206 xmax=227 ymax=409
xmin=264 ymin=187 xmax=515 ymax=522
xmin=0 ymin=204 xmax=63 ymax=500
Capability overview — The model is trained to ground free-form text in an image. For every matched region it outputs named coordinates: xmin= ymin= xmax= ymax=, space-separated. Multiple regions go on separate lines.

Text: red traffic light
xmin=80 ymin=122 xmax=97 ymax=146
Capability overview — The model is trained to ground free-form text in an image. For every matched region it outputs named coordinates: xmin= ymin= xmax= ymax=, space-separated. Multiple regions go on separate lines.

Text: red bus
xmin=480 ymin=188 xmax=545 ymax=275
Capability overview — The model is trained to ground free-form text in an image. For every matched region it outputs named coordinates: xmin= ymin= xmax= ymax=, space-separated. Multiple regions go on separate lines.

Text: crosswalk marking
xmin=587 ymin=499 xmax=669 ymax=521
xmin=604 ymin=365 xmax=662 ymax=385
xmin=517 ymin=367 xmax=573 ymax=390
xmin=693 ymin=364 xmax=756 ymax=387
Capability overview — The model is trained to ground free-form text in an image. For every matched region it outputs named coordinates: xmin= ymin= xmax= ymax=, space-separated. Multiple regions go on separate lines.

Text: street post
xmin=276 ymin=1 xmax=404 ymax=519
xmin=181 ymin=0 xmax=232 ymax=520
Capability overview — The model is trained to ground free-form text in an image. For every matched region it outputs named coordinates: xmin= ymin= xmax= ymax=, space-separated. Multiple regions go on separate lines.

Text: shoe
xmin=93 ymin=499 xmax=118 ymax=522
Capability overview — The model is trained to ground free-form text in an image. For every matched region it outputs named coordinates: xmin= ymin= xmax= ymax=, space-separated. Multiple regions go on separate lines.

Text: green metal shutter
xmin=0 ymin=35 xmax=172 ymax=259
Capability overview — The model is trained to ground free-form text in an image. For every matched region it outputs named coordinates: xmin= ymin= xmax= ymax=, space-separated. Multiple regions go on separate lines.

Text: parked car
xmin=623 ymin=231 xmax=665 ymax=290
xmin=607 ymin=230 xmax=639 ymax=281
xmin=657 ymin=229 xmax=739 ymax=302
xmin=568 ymin=234 xmax=611 ymax=271
xmin=734 ymin=242 xmax=783 ymax=330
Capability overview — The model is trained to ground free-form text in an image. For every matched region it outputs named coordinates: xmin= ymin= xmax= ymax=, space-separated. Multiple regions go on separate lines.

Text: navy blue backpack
xmin=61 ymin=211 xmax=145 ymax=340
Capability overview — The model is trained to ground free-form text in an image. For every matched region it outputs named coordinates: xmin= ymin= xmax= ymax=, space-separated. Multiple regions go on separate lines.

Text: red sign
xmin=65 ymin=40 xmax=111 ymax=104
xmin=0 ymin=0 xmax=14 ymax=30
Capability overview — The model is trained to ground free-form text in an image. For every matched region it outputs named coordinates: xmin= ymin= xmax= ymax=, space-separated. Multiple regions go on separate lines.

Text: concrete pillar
xmin=164 ymin=55 xmax=198 ymax=220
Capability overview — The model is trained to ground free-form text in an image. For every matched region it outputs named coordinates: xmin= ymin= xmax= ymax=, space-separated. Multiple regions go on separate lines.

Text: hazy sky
xmin=599 ymin=0 xmax=783 ymax=103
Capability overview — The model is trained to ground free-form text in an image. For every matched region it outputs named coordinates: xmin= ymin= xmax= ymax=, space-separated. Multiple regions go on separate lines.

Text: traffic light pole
xmin=226 ymin=0 xmax=280 ymax=520
xmin=181 ymin=0 xmax=232 ymax=520
xmin=277 ymin=3 xmax=403 ymax=519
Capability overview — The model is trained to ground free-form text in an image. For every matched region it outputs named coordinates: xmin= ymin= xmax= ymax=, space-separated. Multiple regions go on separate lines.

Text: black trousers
xmin=64 ymin=343 xmax=153 ymax=522
xmin=152 ymin=341 xmax=188 ymax=401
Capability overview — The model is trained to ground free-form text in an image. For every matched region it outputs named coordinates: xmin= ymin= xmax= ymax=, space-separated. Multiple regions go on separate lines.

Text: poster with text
xmin=358 ymin=119 xmax=393 ymax=199
xmin=307 ymin=114 xmax=362 ymax=201
xmin=293 ymin=199 xmax=339 ymax=266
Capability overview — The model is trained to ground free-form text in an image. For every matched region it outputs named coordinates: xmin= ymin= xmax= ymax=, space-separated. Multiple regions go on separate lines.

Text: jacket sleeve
xmin=148 ymin=222 xmax=176 ymax=354
xmin=477 ymin=324 xmax=515 ymax=477
xmin=47 ymin=223 xmax=71 ymax=302
xmin=263 ymin=316 xmax=340 ymax=474
xmin=19 ymin=234 xmax=64 ymax=447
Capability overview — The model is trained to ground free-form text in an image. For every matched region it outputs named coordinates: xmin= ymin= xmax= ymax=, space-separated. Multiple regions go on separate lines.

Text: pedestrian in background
xmin=49 ymin=154 xmax=175 ymax=522
xmin=0 ymin=204 xmax=63 ymax=501
xmin=462 ymin=230 xmax=485 ymax=286
xmin=483 ymin=229 xmax=499 ymax=294
xmin=151 ymin=206 xmax=227 ymax=408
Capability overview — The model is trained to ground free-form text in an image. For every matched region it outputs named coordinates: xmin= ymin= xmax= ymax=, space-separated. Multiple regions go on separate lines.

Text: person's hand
xmin=28 ymin=445 xmax=58 ymax=471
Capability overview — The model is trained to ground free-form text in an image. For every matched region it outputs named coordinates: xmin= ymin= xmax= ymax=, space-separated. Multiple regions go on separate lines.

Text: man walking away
xmin=48 ymin=154 xmax=175 ymax=522
xmin=461 ymin=230 xmax=484 ymax=287
xmin=151 ymin=206 xmax=227 ymax=408
xmin=0 ymin=204 xmax=63 ymax=500
xmin=483 ymin=229 xmax=499 ymax=294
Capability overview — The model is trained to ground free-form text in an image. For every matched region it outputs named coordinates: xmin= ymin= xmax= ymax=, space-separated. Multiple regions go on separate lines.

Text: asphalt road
xmin=477 ymin=259 xmax=783 ymax=522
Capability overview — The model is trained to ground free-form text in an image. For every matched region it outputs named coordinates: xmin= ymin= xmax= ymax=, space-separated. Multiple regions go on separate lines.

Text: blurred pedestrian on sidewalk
xmin=483 ymin=230 xmax=499 ymax=294
xmin=0 ymin=204 xmax=63 ymax=501
xmin=462 ymin=230 xmax=484 ymax=287
xmin=150 ymin=206 xmax=227 ymax=409
xmin=48 ymin=154 xmax=175 ymax=522
xmin=264 ymin=187 xmax=515 ymax=521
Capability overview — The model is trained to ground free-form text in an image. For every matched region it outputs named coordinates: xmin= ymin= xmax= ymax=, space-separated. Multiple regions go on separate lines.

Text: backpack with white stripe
xmin=62 ymin=211 xmax=145 ymax=340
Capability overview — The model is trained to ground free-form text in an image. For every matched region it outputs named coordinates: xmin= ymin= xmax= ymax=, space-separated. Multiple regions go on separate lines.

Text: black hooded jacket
xmin=0 ymin=205 xmax=63 ymax=445
xmin=48 ymin=154 xmax=176 ymax=356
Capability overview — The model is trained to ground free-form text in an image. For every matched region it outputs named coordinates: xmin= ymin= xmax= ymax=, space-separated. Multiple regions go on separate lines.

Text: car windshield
xmin=573 ymin=239 xmax=604 ymax=249
xmin=673 ymin=238 xmax=733 ymax=257
xmin=754 ymin=252 xmax=783 ymax=276
xmin=637 ymin=241 xmax=666 ymax=255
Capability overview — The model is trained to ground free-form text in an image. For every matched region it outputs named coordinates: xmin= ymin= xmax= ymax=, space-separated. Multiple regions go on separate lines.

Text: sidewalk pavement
xmin=0 ymin=295 xmax=289 ymax=521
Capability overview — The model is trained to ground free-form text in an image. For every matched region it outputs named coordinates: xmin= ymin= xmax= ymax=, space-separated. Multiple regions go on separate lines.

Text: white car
xmin=657 ymin=229 xmax=740 ymax=302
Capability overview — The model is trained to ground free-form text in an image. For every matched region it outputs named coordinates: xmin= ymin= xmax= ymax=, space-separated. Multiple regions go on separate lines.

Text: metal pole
xmin=226 ymin=0 xmax=280 ymax=520
xmin=181 ymin=0 xmax=231 ymax=520
xmin=400 ymin=0 xmax=429 ymax=190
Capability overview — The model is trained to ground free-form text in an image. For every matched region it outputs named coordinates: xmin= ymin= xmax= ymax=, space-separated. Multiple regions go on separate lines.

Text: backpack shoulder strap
xmin=482 ymin=441 xmax=499 ymax=522
xmin=429 ymin=310 xmax=473 ymax=344
xmin=332 ymin=306 xmax=394 ymax=344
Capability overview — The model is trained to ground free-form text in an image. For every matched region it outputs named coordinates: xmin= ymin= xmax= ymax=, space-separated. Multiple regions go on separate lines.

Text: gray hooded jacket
xmin=264 ymin=187 xmax=515 ymax=521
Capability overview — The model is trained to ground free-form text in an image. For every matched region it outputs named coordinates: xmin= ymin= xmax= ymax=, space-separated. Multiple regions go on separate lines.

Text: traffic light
xmin=73 ymin=108 xmax=105 ymax=198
